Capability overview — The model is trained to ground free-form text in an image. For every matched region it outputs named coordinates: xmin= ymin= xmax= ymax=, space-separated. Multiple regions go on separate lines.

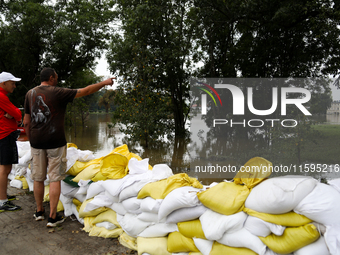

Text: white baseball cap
xmin=0 ymin=72 xmax=21 ymax=83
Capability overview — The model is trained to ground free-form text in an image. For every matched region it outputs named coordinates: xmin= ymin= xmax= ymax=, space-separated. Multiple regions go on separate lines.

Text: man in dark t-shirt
xmin=24 ymin=67 xmax=114 ymax=227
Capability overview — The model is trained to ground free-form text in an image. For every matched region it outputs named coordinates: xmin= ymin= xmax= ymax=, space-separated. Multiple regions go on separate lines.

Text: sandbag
xmin=193 ymin=238 xmax=213 ymax=255
xmin=199 ymin=209 xmax=247 ymax=241
xmin=259 ymin=224 xmax=320 ymax=254
xmin=210 ymin=241 xmax=258 ymax=255
xmin=243 ymin=208 xmax=312 ymax=227
xmin=92 ymin=209 xmax=120 ymax=227
xmin=217 ymin=228 xmax=267 ymax=255
xmin=117 ymin=213 xmax=152 ymax=237
xmin=137 ymin=173 xmax=203 ymax=200
xmin=294 ymin=183 xmax=340 ymax=226
xmin=244 ymin=216 xmax=285 ymax=237
xmin=324 ymin=224 xmax=340 ymax=255
xmin=140 ymin=197 xmax=162 ymax=213
xmin=83 ymin=194 xmax=113 ymax=212
xmin=95 ymin=221 xmax=117 ymax=230
xmin=137 ymin=212 xmax=160 ymax=223
xmin=245 ymin=176 xmax=318 ymax=214
xmin=100 ymin=152 xmax=129 ymax=179
xmin=167 ymin=231 xmax=199 ymax=253
xmin=197 ymin=181 xmax=249 ymax=215
xmin=233 ymin=157 xmax=272 ymax=188
xmin=137 ymin=237 xmax=171 ymax=255
xmin=119 ymin=232 xmax=137 ymax=251
xmin=138 ymin=223 xmax=178 ymax=237
xmin=78 ymin=198 xmax=108 ymax=218
xmin=158 ymin=186 xmax=201 ymax=221
xmin=121 ymin=196 xmax=142 ymax=213
xmin=166 ymin=205 xmax=207 ymax=224
xmin=89 ymin=226 xmax=123 ymax=238
xmin=178 ymin=219 xmax=206 ymax=239
xmin=294 ymin=236 xmax=330 ymax=255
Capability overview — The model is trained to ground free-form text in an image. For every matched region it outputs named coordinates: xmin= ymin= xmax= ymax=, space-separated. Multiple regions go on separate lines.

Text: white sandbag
xmin=137 ymin=212 xmax=161 ymax=223
xmin=245 ymin=176 xmax=318 ymax=214
xmin=193 ymin=238 xmax=213 ymax=255
xmin=66 ymin=146 xmax=79 ymax=170
xmin=25 ymin=169 xmax=34 ymax=191
xmin=199 ymin=209 xmax=247 ymax=241
xmin=244 ymin=216 xmax=285 ymax=237
xmin=110 ymin=202 xmax=127 ymax=215
xmin=158 ymin=186 xmax=202 ymax=221
xmin=60 ymin=193 xmax=73 ymax=217
xmin=128 ymin=157 xmax=150 ymax=174
xmin=77 ymin=149 xmax=95 ymax=162
xmin=96 ymin=221 xmax=117 ymax=230
xmin=166 ymin=205 xmax=208 ymax=224
xmin=84 ymin=194 xmax=113 ymax=212
xmin=86 ymin=181 xmax=105 ymax=200
xmin=121 ymin=196 xmax=141 ymax=212
xmin=324 ymin=224 xmax=340 ymax=255
xmin=18 ymin=149 xmax=32 ymax=167
xmin=76 ymin=179 xmax=91 ymax=195
xmin=138 ymin=223 xmax=178 ymax=237
xmin=327 ymin=178 xmax=340 ymax=193
xmin=74 ymin=193 xmax=86 ymax=203
xmin=10 ymin=179 xmax=22 ymax=189
xmin=119 ymin=179 xmax=149 ymax=202
xmin=16 ymin=141 xmax=31 ymax=158
xmin=61 ymin=179 xmax=79 ymax=198
xmin=218 ymin=227 xmax=267 ymax=255
xmin=140 ymin=197 xmax=162 ymax=213
xmin=117 ymin=213 xmax=152 ymax=237
xmin=71 ymin=203 xmax=84 ymax=225
xmin=294 ymin=236 xmax=330 ymax=255
xmin=150 ymin=164 xmax=173 ymax=180
xmin=294 ymin=183 xmax=340 ymax=226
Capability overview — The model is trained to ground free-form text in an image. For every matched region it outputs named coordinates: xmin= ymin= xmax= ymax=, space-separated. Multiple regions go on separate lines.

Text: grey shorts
xmin=30 ymin=146 xmax=67 ymax=182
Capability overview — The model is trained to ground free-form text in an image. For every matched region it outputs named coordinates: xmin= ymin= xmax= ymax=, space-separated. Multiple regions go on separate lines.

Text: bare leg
xmin=48 ymin=180 xmax=61 ymax=219
xmin=0 ymin=164 xmax=12 ymax=200
xmin=33 ymin=180 xmax=45 ymax=212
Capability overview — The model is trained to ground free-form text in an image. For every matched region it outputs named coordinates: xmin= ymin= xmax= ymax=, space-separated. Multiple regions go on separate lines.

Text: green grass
xmin=301 ymin=124 xmax=340 ymax=164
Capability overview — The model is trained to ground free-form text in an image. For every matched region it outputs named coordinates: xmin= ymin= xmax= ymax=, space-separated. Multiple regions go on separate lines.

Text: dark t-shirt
xmin=24 ymin=85 xmax=77 ymax=149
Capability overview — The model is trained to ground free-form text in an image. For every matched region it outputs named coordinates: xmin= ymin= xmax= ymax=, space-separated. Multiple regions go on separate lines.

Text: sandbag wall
xmin=10 ymin=142 xmax=340 ymax=255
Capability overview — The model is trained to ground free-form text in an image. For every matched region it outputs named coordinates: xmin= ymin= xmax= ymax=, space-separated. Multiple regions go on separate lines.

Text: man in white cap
xmin=0 ymin=71 xmax=22 ymax=212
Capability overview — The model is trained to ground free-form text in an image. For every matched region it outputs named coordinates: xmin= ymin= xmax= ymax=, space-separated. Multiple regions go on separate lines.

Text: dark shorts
xmin=0 ymin=131 xmax=20 ymax=165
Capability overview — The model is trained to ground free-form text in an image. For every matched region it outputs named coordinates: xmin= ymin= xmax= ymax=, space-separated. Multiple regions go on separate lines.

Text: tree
xmin=98 ymin=89 xmax=116 ymax=113
xmin=0 ymin=0 xmax=114 ymax=107
xmin=107 ymin=0 xmax=197 ymax=144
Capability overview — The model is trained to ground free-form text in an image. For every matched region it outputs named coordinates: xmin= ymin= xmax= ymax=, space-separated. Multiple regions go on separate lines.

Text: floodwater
xmin=19 ymin=113 xmax=340 ymax=183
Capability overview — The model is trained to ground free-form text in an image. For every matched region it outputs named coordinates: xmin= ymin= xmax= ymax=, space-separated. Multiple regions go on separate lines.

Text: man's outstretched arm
xmin=74 ymin=77 xmax=115 ymax=98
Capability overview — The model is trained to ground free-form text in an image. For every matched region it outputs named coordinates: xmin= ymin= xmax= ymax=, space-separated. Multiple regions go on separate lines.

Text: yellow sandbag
xmin=67 ymin=143 xmax=78 ymax=148
xmin=43 ymin=185 xmax=50 ymax=202
xmin=15 ymin=176 xmax=28 ymax=189
xmin=189 ymin=253 xmax=203 ymax=255
xmin=259 ymin=224 xmax=320 ymax=254
xmin=83 ymin=216 xmax=96 ymax=232
xmin=244 ymin=208 xmax=313 ymax=227
xmin=92 ymin=209 xmax=120 ymax=228
xmin=72 ymin=163 xmax=101 ymax=183
xmin=67 ymin=158 xmax=102 ymax=176
xmin=78 ymin=198 xmax=108 ymax=218
xmin=91 ymin=172 xmax=108 ymax=182
xmin=210 ymin=241 xmax=258 ymax=255
xmin=197 ymin=182 xmax=249 ymax=215
xmin=111 ymin=144 xmax=130 ymax=157
xmin=89 ymin=226 xmax=123 ymax=238
xmin=72 ymin=198 xmax=82 ymax=211
xmin=137 ymin=173 xmax=203 ymax=199
xmin=137 ymin=237 xmax=171 ymax=255
xmin=57 ymin=200 xmax=64 ymax=212
xmin=100 ymin=153 xmax=129 ymax=179
xmin=167 ymin=231 xmax=199 ymax=253
xmin=233 ymin=157 xmax=272 ymax=188
xmin=119 ymin=232 xmax=137 ymax=251
xmin=178 ymin=219 xmax=206 ymax=239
